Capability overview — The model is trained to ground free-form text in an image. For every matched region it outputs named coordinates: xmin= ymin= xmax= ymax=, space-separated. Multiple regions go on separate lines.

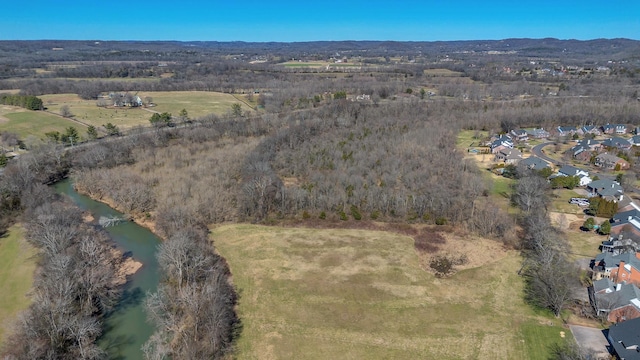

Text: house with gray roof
xmin=608 ymin=317 xmax=640 ymax=359
xmin=509 ymin=129 xmax=528 ymax=142
xmin=631 ymin=135 xmax=640 ymax=146
xmin=525 ymin=128 xmax=549 ymax=139
xmin=602 ymin=124 xmax=628 ymax=135
xmin=593 ymin=283 xmax=640 ymax=322
xmin=611 ymin=210 xmax=640 ymax=236
xmin=520 ymin=156 xmax=550 ymax=171
xmin=557 ymin=126 xmax=578 ymax=136
xmin=602 ymin=136 xmax=632 ymax=151
xmin=596 ymin=153 xmax=630 ymax=170
xmin=555 ymin=165 xmax=592 ymax=186
xmin=579 ymin=125 xmax=601 ymax=136
xmin=587 ymin=179 xmax=623 ymax=198
xmin=494 ymin=148 xmax=523 ymax=164
xmin=490 ymin=135 xmax=514 ymax=154
xmin=602 ymin=233 xmax=640 ymax=255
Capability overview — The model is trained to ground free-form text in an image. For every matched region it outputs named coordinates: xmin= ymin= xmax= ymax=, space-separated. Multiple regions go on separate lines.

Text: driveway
xmin=569 ymin=325 xmax=610 ymax=359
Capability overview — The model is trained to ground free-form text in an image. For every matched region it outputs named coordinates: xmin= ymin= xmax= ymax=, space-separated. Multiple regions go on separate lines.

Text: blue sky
xmin=1 ymin=1 xmax=638 ymax=42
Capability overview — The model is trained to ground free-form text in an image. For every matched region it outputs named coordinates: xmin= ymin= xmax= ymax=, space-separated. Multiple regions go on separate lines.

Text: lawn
xmin=0 ymin=108 xmax=86 ymax=139
xmin=549 ymin=189 xmax=584 ymax=215
xmin=0 ymin=225 xmax=37 ymax=347
xmin=213 ymin=224 xmax=569 ymax=360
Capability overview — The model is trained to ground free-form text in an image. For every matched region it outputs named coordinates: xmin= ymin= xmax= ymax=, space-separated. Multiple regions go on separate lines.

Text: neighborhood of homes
xmin=489 ymin=124 xmax=640 ymax=359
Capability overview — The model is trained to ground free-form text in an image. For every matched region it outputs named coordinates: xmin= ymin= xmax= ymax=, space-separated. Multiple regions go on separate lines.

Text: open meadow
xmin=0 ymin=106 xmax=87 ymax=139
xmin=39 ymin=91 xmax=255 ymax=133
xmin=213 ymin=224 xmax=568 ymax=360
xmin=0 ymin=226 xmax=37 ymax=348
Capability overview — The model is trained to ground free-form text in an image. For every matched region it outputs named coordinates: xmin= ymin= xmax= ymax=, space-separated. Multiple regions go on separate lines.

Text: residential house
xmin=611 ymin=252 xmax=640 ymax=287
xmin=602 ymin=124 xmax=628 ymax=135
xmin=602 ymin=137 xmax=632 ymax=151
xmin=509 ymin=129 xmax=529 ymax=142
xmin=587 ymin=179 xmax=623 ymax=198
xmin=591 ymin=282 xmax=640 ymax=323
xmin=618 ymin=196 xmax=640 ymax=213
xmin=608 ymin=317 xmax=640 ymax=359
xmin=579 ymin=139 xmax=602 ymax=151
xmin=520 ymin=156 xmax=550 ymax=171
xmin=525 ymin=128 xmax=550 ymax=139
xmin=494 ymin=148 xmax=523 ymax=164
xmin=595 ymin=153 xmax=630 ymax=170
xmin=630 ymin=135 xmax=640 ymax=146
xmin=556 ymin=165 xmax=592 ymax=186
xmin=611 ymin=210 xmax=640 ymax=236
xmin=490 ymin=135 xmax=514 ymax=154
xmin=579 ymin=125 xmax=601 ymax=136
xmin=593 ymin=252 xmax=624 ymax=280
xmin=557 ymin=126 xmax=578 ymax=137
xmin=566 ymin=143 xmax=593 ymax=162
xmin=602 ymin=233 xmax=640 ymax=255
xmin=593 ymin=250 xmax=640 ymax=286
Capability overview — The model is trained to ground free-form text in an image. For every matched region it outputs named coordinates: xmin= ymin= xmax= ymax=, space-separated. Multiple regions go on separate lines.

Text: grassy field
xmin=424 ymin=68 xmax=465 ymax=77
xmin=0 ymin=225 xmax=37 ymax=347
xmin=0 ymin=107 xmax=86 ymax=139
xmin=39 ymin=91 xmax=255 ymax=132
xmin=214 ymin=224 xmax=568 ymax=360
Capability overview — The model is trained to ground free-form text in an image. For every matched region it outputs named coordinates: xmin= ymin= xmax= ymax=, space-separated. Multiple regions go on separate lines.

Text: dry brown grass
xmin=214 ymin=224 xmax=567 ymax=360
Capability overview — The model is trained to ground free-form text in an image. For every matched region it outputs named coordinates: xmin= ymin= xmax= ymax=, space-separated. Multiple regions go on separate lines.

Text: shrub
xmin=339 ymin=211 xmax=348 ymax=221
xmin=302 ymin=210 xmax=311 ymax=219
xmin=319 ymin=211 xmax=326 ymax=220
xmin=435 ymin=217 xmax=448 ymax=225
xmin=370 ymin=210 xmax=380 ymax=220
xmin=350 ymin=205 xmax=362 ymax=220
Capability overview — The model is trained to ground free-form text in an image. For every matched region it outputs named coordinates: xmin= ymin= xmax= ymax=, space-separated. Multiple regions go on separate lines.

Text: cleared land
xmin=0 ymin=107 xmax=87 ymax=139
xmin=39 ymin=91 xmax=254 ymax=132
xmin=0 ymin=225 xmax=37 ymax=347
xmin=213 ymin=224 xmax=568 ymax=360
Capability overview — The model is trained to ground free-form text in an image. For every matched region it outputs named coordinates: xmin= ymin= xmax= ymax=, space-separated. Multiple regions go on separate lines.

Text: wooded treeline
xmin=0 ymin=146 xmax=122 ymax=359
xmin=512 ymin=167 xmax=581 ymax=318
xmin=70 ymin=100 xmax=519 ymax=243
xmin=143 ymin=228 xmax=239 ymax=359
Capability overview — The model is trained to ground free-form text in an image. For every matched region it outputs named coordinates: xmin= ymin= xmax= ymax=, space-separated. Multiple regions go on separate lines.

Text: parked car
xmin=569 ymin=197 xmax=589 ymax=204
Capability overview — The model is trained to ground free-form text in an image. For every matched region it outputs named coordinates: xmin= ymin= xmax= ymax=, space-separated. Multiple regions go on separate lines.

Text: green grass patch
xmin=519 ymin=319 xmax=567 ymax=359
xmin=456 ymin=129 xmax=488 ymax=149
xmin=0 ymin=110 xmax=87 ymax=139
xmin=214 ymin=224 xmax=570 ymax=360
xmin=0 ymin=225 xmax=37 ymax=347
xmin=40 ymin=92 xmax=255 ymax=132
xmin=550 ymin=189 xmax=584 ymax=214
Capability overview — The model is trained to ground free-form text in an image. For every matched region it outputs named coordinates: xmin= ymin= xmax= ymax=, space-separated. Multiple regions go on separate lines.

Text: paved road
xmin=569 ymin=325 xmax=610 ymax=359
xmin=531 ymin=142 xmax=563 ymax=165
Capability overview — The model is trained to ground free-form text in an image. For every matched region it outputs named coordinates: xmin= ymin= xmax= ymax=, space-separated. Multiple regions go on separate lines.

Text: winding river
xmin=54 ymin=179 xmax=160 ymax=360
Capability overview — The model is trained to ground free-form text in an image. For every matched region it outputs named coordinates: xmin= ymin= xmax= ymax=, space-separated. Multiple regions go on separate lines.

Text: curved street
xmin=531 ymin=142 xmax=563 ymax=166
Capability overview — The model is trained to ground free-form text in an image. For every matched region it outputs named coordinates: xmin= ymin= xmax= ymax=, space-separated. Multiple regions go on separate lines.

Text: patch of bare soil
xmin=549 ymin=212 xmax=582 ymax=231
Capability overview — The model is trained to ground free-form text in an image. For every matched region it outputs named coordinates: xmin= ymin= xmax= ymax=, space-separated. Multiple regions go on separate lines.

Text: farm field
xmin=39 ymin=91 xmax=255 ymax=132
xmin=0 ymin=225 xmax=37 ymax=347
xmin=213 ymin=224 xmax=569 ymax=360
xmin=0 ymin=106 xmax=86 ymax=139
xmin=280 ymin=61 xmax=364 ymax=68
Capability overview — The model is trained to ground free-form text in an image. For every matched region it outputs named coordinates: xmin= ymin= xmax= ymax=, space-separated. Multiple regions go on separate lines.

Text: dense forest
xmin=1 ymin=39 xmax=640 ymax=359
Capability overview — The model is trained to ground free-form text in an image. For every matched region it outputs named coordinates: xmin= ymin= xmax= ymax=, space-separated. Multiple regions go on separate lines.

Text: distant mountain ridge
xmin=0 ymin=38 xmax=638 ymax=63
